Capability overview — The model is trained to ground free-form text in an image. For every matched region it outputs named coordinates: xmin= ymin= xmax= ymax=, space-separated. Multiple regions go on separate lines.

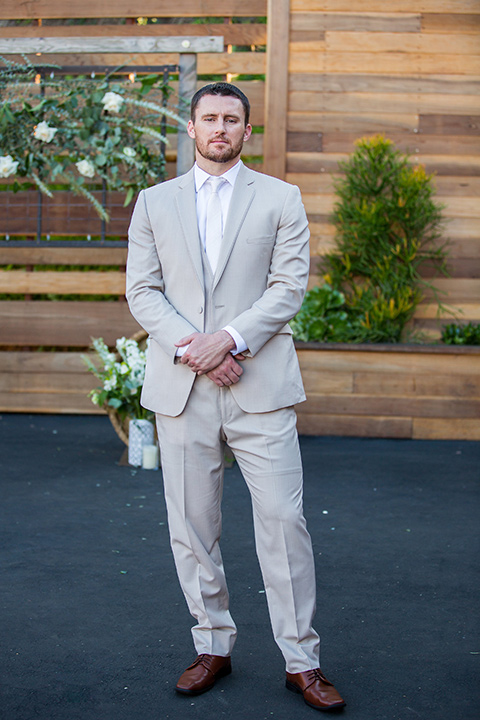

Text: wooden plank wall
xmin=296 ymin=344 xmax=480 ymax=441
xmin=0 ymin=1 xmax=267 ymax=235
xmin=0 ymin=1 xmax=267 ymax=415
xmin=0 ymin=0 xmax=479 ymax=440
xmin=284 ymin=0 xmax=480 ymax=338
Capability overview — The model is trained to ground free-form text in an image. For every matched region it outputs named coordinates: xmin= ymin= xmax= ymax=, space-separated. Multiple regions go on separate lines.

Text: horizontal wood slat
xmin=290 ymin=1 xmax=480 ymax=12
xmin=0 ymin=391 xmax=102 ymax=414
xmin=0 ymin=36 xmax=224 ymax=55
xmin=0 ymin=301 xmax=140 ymax=347
xmin=0 ymin=24 xmax=268 ymax=45
xmin=295 ymin=345 xmax=480 ymax=440
xmin=324 ymin=31 xmax=480 ymax=55
xmin=0 ymin=1 xmax=268 ymax=18
xmin=302 ymin=393 xmax=480 ymax=419
xmin=290 ymin=12 xmax=421 ymax=33
xmin=0 ymin=270 xmax=126 ymax=295
xmin=5 ymin=53 xmax=267 ymax=74
xmin=289 ymin=53 xmax=480 ymax=76
xmin=0 ymin=247 xmax=128 ymax=266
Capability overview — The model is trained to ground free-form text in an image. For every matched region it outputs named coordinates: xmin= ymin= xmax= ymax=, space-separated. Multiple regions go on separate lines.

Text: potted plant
xmin=295 ymin=135 xmax=449 ymax=343
xmin=83 ymin=332 xmax=155 ymax=466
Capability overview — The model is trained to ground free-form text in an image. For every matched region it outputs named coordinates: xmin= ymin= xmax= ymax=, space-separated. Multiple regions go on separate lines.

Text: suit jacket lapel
xmin=174 ymin=168 xmax=205 ymax=291
xmin=213 ymin=163 xmax=256 ymax=289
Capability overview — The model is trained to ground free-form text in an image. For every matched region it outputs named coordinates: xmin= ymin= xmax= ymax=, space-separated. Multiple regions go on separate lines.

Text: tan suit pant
xmin=155 ymin=374 xmax=320 ymax=673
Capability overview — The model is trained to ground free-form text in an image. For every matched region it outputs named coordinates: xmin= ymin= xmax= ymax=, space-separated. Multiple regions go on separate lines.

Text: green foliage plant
xmin=0 ymin=57 xmax=186 ymax=221
xmin=317 ymin=135 xmax=448 ymax=343
xmin=441 ymin=322 xmax=480 ymax=346
xmin=83 ymin=336 xmax=153 ymax=421
xmin=290 ymin=283 xmax=352 ymax=342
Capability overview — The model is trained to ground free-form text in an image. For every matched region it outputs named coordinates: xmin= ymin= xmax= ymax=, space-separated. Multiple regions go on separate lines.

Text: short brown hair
xmin=190 ymin=82 xmax=250 ymax=126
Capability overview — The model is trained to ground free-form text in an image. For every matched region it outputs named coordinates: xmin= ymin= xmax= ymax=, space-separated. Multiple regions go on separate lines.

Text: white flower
xmin=123 ymin=146 xmax=136 ymax=158
xmin=101 ymin=91 xmax=124 ymax=113
xmin=104 ymin=376 xmax=117 ymax=392
xmin=0 ymin=155 xmax=19 ymax=178
xmin=33 ymin=121 xmax=57 ymax=143
xmin=76 ymin=159 xmax=96 ymax=178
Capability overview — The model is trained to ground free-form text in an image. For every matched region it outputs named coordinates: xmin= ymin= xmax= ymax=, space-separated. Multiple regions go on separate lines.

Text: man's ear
xmin=187 ymin=119 xmax=195 ymax=139
xmin=243 ymin=124 xmax=253 ymax=142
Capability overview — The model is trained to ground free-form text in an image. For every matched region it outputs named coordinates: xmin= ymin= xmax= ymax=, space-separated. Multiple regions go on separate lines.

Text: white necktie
xmin=205 ymin=176 xmax=225 ymax=274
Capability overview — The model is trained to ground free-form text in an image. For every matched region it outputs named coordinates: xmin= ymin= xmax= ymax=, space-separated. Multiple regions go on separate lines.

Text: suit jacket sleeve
xmin=126 ymin=189 xmax=199 ymax=363
xmin=227 ymin=184 xmax=310 ymax=357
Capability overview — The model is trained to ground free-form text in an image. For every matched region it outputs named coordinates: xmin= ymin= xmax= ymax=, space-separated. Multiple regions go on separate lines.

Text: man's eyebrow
xmin=200 ymin=112 xmax=241 ymax=119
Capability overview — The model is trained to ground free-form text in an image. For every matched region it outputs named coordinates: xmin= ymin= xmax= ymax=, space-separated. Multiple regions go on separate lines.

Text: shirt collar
xmin=194 ymin=160 xmax=243 ymax=192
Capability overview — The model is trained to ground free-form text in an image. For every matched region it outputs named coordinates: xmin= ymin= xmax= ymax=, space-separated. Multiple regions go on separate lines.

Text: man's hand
xmin=206 ymin=354 xmax=245 ymax=387
xmin=176 ymin=330 xmax=236 ymax=375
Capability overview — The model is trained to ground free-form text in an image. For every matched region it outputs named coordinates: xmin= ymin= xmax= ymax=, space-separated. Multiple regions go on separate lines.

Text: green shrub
xmin=290 ymin=284 xmax=352 ymax=342
xmin=441 ymin=322 xmax=480 ymax=346
xmin=297 ymin=135 xmax=448 ymax=343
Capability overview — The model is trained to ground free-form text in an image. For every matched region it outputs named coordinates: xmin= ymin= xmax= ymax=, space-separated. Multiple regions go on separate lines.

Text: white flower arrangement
xmin=33 ymin=121 xmax=58 ymax=143
xmin=76 ymin=158 xmax=96 ymax=178
xmin=0 ymin=154 xmax=19 ymax=177
xmin=83 ymin=336 xmax=152 ymax=421
xmin=0 ymin=58 xmax=186 ymax=220
xmin=101 ymin=91 xmax=124 ymax=113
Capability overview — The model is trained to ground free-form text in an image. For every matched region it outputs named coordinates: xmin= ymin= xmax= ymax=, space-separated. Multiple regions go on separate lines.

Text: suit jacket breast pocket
xmin=245 ymin=233 xmax=275 ymax=245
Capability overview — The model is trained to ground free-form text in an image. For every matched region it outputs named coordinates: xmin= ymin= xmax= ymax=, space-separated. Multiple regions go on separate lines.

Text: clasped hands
xmin=175 ymin=330 xmax=244 ymax=387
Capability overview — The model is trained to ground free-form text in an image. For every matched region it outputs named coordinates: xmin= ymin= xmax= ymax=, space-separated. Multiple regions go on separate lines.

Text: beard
xmin=195 ymin=135 xmax=244 ymax=164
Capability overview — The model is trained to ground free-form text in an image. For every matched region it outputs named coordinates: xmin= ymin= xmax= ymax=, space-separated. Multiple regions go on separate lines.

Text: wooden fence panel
xmin=286 ymin=0 xmax=480 ymax=337
xmin=0 ymin=1 xmax=478 ymax=439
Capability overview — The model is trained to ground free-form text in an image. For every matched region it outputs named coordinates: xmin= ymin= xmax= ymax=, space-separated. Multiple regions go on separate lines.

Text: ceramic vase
xmin=128 ymin=418 xmax=155 ymax=467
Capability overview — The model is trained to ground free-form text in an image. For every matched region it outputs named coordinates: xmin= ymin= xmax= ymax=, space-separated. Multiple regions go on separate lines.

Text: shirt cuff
xmin=223 ymin=325 xmax=248 ymax=355
xmin=175 ymin=344 xmax=189 ymax=357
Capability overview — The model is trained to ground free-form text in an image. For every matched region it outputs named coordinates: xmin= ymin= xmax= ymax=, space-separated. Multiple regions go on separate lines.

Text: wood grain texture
xmin=0 ymin=301 xmax=140 ymax=347
xmin=4 ymin=52 xmax=267 ymax=74
xmin=0 ymin=247 xmax=127 ymax=266
xmin=291 ymin=1 xmax=480 ymax=12
xmin=0 ymin=270 xmax=126 ymax=295
xmin=263 ymin=0 xmax=290 ymax=179
xmin=0 ymin=24 xmax=268 ymax=45
xmin=0 ymin=36 xmax=224 ymax=55
xmin=0 ymin=1 xmax=267 ymax=19
xmin=290 ymin=12 xmax=421 ymax=33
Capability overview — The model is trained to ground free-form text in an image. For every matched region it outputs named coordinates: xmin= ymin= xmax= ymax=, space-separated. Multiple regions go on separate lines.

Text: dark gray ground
xmin=1 ymin=414 xmax=478 ymax=720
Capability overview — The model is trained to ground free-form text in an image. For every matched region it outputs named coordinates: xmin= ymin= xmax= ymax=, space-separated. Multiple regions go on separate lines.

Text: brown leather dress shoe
xmin=286 ymin=668 xmax=346 ymax=711
xmin=175 ymin=654 xmax=232 ymax=695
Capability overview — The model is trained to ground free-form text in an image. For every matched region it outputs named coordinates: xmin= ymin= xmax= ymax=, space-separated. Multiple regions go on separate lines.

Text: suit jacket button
xmin=198 ymin=307 xmax=204 ymax=314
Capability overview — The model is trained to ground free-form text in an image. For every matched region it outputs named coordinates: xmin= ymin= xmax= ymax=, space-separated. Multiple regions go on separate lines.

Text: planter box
xmin=295 ymin=342 xmax=480 ymax=441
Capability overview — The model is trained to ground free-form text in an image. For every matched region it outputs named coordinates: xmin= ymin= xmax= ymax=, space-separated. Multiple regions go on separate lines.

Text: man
xmin=126 ymin=82 xmax=345 ymax=712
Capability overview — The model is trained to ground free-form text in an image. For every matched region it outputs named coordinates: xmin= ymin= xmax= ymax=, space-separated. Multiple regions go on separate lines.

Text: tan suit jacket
xmin=126 ymin=163 xmax=310 ymax=417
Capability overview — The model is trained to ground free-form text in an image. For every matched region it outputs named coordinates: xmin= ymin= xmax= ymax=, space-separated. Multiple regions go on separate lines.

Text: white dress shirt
xmin=176 ymin=161 xmax=247 ymax=357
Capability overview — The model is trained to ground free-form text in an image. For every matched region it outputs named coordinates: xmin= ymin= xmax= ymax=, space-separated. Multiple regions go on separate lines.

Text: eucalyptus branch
xmin=105 ymin=115 xmax=169 ymax=144
xmin=67 ymin=176 xmax=109 ymax=221
xmin=123 ymin=97 xmax=187 ymax=127
xmin=31 ymin=173 xmax=53 ymax=198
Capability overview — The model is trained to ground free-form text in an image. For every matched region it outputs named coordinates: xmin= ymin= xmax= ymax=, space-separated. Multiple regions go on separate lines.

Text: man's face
xmin=187 ymin=94 xmax=252 ymax=168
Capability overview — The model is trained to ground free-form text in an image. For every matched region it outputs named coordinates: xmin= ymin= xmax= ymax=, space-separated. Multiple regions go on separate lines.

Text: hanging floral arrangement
xmin=0 ymin=57 xmax=186 ymax=220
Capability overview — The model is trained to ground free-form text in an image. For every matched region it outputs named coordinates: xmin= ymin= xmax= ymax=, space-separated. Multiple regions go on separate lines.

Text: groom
xmin=126 ymin=82 xmax=345 ymax=712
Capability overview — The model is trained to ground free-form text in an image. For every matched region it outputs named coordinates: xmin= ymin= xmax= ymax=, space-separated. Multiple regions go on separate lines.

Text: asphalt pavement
xmin=1 ymin=413 xmax=478 ymax=720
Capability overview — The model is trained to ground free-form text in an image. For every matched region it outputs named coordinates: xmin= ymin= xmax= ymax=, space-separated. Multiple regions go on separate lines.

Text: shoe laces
xmin=194 ymin=654 xmax=213 ymax=669
xmin=307 ymin=668 xmax=333 ymax=687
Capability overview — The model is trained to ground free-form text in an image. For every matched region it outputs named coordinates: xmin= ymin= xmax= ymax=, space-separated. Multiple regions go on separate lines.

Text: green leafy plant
xmin=441 ymin=322 xmax=480 ymax=346
xmin=83 ymin=336 xmax=152 ymax=420
xmin=291 ymin=283 xmax=352 ymax=342
xmin=312 ymin=135 xmax=448 ymax=343
xmin=0 ymin=57 xmax=186 ymax=220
